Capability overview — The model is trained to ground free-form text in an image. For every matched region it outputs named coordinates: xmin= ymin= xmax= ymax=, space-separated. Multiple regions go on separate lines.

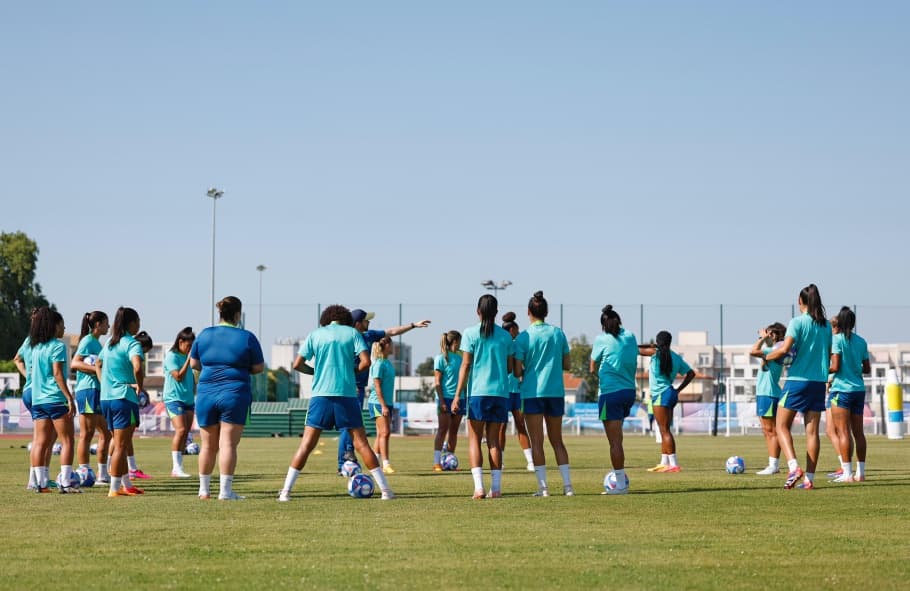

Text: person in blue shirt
xmin=335 ymin=309 xmax=430 ymax=475
xmin=589 ymin=305 xmax=638 ymax=494
xmin=279 ymin=305 xmax=394 ymax=501
xmin=639 ymin=331 xmax=695 ymax=473
xmin=513 ymin=291 xmax=572 ymax=497
xmin=164 ymin=327 xmax=196 ymax=478
xmin=765 ymin=284 xmax=832 ymax=490
xmin=452 ymin=294 xmax=514 ymax=499
xmin=433 ymin=330 xmax=462 ymax=471
xmin=500 ymin=312 xmax=534 ymax=472
xmin=367 ymin=336 xmax=396 ymax=473
xmin=27 ymin=307 xmax=77 ymax=493
xmin=828 ymin=307 xmax=870 ymax=483
xmin=749 ymin=322 xmax=786 ymax=476
xmin=71 ymin=311 xmax=111 ymax=484
xmin=190 ymin=296 xmax=265 ymax=500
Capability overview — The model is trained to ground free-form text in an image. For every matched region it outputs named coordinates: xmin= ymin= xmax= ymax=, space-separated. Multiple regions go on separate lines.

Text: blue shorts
xmin=166 ymin=401 xmax=195 ymax=418
xmin=598 ymin=389 xmax=635 ymax=421
xmin=196 ymin=392 xmax=251 ymax=428
xmin=31 ymin=403 xmax=69 ymax=421
xmin=22 ymin=387 xmax=32 ymax=412
xmin=522 ymin=397 xmax=566 ymax=417
xmin=306 ymin=396 xmax=364 ymax=430
xmin=509 ymin=392 xmax=522 ymax=412
xmin=441 ymin=397 xmax=466 ymax=417
xmin=756 ymin=396 xmax=779 ymax=419
xmin=653 ymin=388 xmax=678 ymax=408
xmin=780 ymin=380 xmax=826 ymax=414
xmin=830 ymin=390 xmax=865 ymax=415
xmin=76 ymin=388 xmax=101 ymax=415
xmin=368 ymin=402 xmax=390 ymax=419
xmin=467 ymin=396 xmax=509 ymax=423
xmin=101 ymin=399 xmax=140 ymax=430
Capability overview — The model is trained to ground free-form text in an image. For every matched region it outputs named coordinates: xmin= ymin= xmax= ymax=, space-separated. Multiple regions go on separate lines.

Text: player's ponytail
xmin=656 ymin=330 xmax=673 ymax=378
xmin=80 ymin=311 xmax=108 ymax=339
xmin=109 ymin=307 xmax=139 ymax=347
xmin=836 ymin=306 xmax=855 ymax=341
xmin=799 ymin=284 xmax=827 ymax=327
xmin=600 ymin=305 xmax=622 ymax=337
xmin=478 ymin=294 xmax=498 ymax=339
xmin=440 ymin=330 xmax=461 ymax=365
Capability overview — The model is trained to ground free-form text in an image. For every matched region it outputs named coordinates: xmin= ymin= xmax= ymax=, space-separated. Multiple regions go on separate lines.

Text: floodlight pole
xmin=206 ymin=187 xmax=224 ymax=326
xmin=256 ymin=264 xmax=267 ymax=340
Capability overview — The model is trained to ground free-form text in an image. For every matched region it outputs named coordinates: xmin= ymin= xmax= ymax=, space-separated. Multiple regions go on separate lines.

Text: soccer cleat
xmin=121 ymin=486 xmax=144 ymax=495
xmin=198 ymin=493 xmax=211 ymax=500
xmin=826 ymin=468 xmax=843 ymax=479
xmin=532 ymin=488 xmax=550 ymax=497
xmin=647 ymin=464 xmax=668 ymax=472
xmin=784 ymin=467 xmax=805 ymax=489
xmin=108 ymin=489 xmax=129 ymax=497
xmin=831 ymin=474 xmax=854 ymax=484
xmin=472 ymin=489 xmax=486 ymax=499
xmin=381 ymin=490 xmax=396 ymax=500
xmin=277 ymin=490 xmax=291 ymax=502
xmin=47 ymin=480 xmax=59 ymax=489
xmin=604 ymin=486 xmax=629 ymax=495
xmin=755 ymin=466 xmax=780 ymax=475
xmin=486 ymin=490 xmax=502 ymax=499
xmin=855 ymin=474 xmax=866 ymax=482
xmin=60 ymin=485 xmax=82 ymax=494
xmin=96 ymin=476 xmax=110 ymax=484
xmin=34 ymin=486 xmax=53 ymax=494
xmin=663 ymin=466 xmax=681 ymax=473
xmin=129 ymin=469 xmax=152 ymax=480
xmin=526 ymin=463 xmax=535 ymax=472
xmin=171 ymin=470 xmax=192 ymax=478
xmin=433 ymin=464 xmax=443 ymax=472
xmin=563 ymin=485 xmax=575 ymax=497
xmin=382 ymin=465 xmax=396 ymax=475
xmin=218 ymin=491 xmax=246 ymax=501
xmin=796 ymin=479 xmax=815 ymax=490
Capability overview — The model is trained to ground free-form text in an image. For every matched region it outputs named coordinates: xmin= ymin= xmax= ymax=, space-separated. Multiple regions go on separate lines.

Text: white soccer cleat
xmin=563 ymin=485 xmax=575 ymax=497
xmin=532 ymin=488 xmax=550 ymax=497
xmin=526 ymin=463 xmax=535 ymax=472
xmin=277 ymin=490 xmax=291 ymax=502
xmin=171 ymin=470 xmax=192 ymax=479
xmin=218 ymin=491 xmax=246 ymax=501
xmin=755 ymin=466 xmax=780 ymax=475
xmin=380 ymin=490 xmax=396 ymax=500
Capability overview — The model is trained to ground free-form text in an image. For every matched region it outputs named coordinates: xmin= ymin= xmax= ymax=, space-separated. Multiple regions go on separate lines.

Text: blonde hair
xmin=372 ymin=336 xmax=392 ymax=360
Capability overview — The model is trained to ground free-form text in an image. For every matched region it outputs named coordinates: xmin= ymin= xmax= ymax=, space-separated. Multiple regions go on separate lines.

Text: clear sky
xmin=2 ymin=2 xmax=908 ymax=367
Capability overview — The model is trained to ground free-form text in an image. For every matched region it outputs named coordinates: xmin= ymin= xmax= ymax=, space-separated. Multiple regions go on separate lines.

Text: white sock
xmin=655 ymin=430 xmax=663 ymax=443
xmin=121 ymin=473 xmax=133 ymax=489
xmin=558 ymin=464 xmax=572 ymax=487
xmin=837 ymin=454 xmax=843 ymax=465
xmin=660 ymin=454 xmax=669 ymax=466
xmin=668 ymin=454 xmax=678 ymax=467
xmin=376 ymin=453 xmax=383 ymax=465
xmin=491 ymin=469 xmax=502 ymax=492
xmin=78 ymin=463 xmax=89 ymax=470
xmin=370 ymin=467 xmax=391 ymax=493
xmin=172 ymin=451 xmax=183 ymax=471
xmin=383 ymin=458 xmax=391 ymax=467
xmin=220 ymin=474 xmax=234 ymax=496
xmin=614 ymin=468 xmax=627 ymax=488
xmin=39 ymin=466 xmax=49 ymax=487
xmin=471 ymin=467 xmax=484 ymax=491
xmin=534 ymin=466 xmax=548 ymax=490
xmin=769 ymin=457 xmax=780 ymax=470
xmin=433 ymin=450 xmax=441 ymax=464
xmin=110 ymin=476 xmax=122 ymax=492
xmin=841 ymin=461 xmax=853 ymax=479
xmin=787 ymin=458 xmax=799 ymax=472
xmin=856 ymin=461 xmax=865 ymax=477
xmin=61 ymin=465 xmax=73 ymax=485
xmin=27 ymin=467 xmax=37 ymax=488
xmin=523 ymin=448 xmax=533 ymax=463
xmin=282 ymin=467 xmax=300 ymax=492
xmin=199 ymin=474 xmax=211 ymax=496
xmin=805 ymin=472 xmax=815 ymax=483
xmin=98 ymin=463 xmax=109 ymax=478
xmin=127 ymin=456 xmax=138 ymax=471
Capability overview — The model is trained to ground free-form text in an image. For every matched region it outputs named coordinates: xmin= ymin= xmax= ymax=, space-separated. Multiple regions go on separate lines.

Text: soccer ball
xmin=725 ymin=456 xmax=746 ymax=474
xmin=348 ymin=474 xmax=375 ymax=498
xmin=441 ymin=452 xmax=459 ymax=471
xmin=604 ymin=471 xmax=629 ymax=492
xmin=77 ymin=467 xmax=96 ymax=487
xmin=83 ymin=355 xmax=97 ymax=366
xmin=26 ymin=442 xmax=33 ymax=452
xmin=340 ymin=460 xmax=362 ymax=477
xmin=89 ymin=443 xmax=98 ymax=455
xmin=774 ymin=343 xmax=797 ymax=367
xmin=57 ymin=470 xmax=80 ymax=489
xmin=137 ymin=391 xmax=150 ymax=408
xmin=52 ymin=442 xmax=62 ymax=455
xmin=185 ymin=442 xmax=200 ymax=455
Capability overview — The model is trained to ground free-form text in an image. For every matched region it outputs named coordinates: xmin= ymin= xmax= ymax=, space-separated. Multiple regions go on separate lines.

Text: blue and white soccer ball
xmin=185 ymin=442 xmax=200 ymax=455
xmin=725 ymin=456 xmax=746 ymax=474
xmin=52 ymin=442 xmax=62 ymax=455
xmin=340 ymin=460 xmax=362 ymax=478
xmin=774 ymin=343 xmax=797 ymax=367
xmin=348 ymin=474 xmax=375 ymax=498
xmin=604 ymin=471 xmax=630 ymax=492
xmin=89 ymin=443 xmax=98 ymax=455
xmin=441 ymin=452 xmax=459 ymax=471
xmin=57 ymin=470 xmax=80 ymax=488
xmin=137 ymin=391 xmax=150 ymax=408
xmin=83 ymin=355 xmax=97 ymax=366
xmin=77 ymin=467 xmax=96 ymax=487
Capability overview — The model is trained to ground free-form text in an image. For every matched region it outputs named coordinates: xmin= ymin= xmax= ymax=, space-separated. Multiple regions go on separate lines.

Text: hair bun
xmin=602 ymin=304 xmax=613 ymax=313
xmin=533 ymin=291 xmax=544 ymax=299
xmin=502 ymin=311 xmax=516 ymax=322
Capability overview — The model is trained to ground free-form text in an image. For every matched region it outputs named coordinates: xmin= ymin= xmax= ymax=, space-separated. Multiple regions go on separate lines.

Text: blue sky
xmin=2 ymin=2 xmax=908 ymax=366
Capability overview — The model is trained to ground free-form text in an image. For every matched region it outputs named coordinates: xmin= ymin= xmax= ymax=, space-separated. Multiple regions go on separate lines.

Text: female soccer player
xmin=828 ymin=307 xmax=870 ymax=483
xmin=513 ymin=292 xmax=572 ymax=497
xmin=452 ymin=294 xmax=514 ymax=499
xmin=749 ymin=322 xmax=786 ymax=475
xmin=164 ymin=327 xmax=196 ymax=478
xmin=765 ymin=284 xmax=832 ymax=490
xmin=368 ymin=336 xmax=396 ymax=474
xmin=590 ymin=305 xmax=638 ymax=494
xmin=639 ymin=331 xmax=695 ymax=472
xmin=71 ymin=311 xmax=111 ymax=484
xmin=433 ymin=331 xmax=463 ymax=470
xmin=191 ymin=297 xmax=265 ymax=500
xmin=28 ymin=308 xmax=77 ymax=493
xmin=824 ymin=315 xmax=843 ymax=478
xmin=279 ymin=305 xmax=394 ymax=501
xmin=500 ymin=312 xmax=534 ymax=472
xmin=97 ymin=307 xmax=146 ymax=496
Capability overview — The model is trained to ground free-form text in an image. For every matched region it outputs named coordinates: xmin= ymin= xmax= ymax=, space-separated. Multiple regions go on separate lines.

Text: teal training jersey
xmin=433 ymin=353 xmax=462 ymax=399
xmin=299 ymin=322 xmax=367 ymax=397
xmin=784 ymin=313 xmax=832 ymax=382
xmin=16 ymin=337 xmax=32 ymax=390
xmin=74 ymin=334 xmax=102 ymax=392
xmin=591 ymin=329 xmax=638 ymax=395
xmin=367 ymin=358 xmax=395 ymax=406
xmin=164 ymin=350 xmax=195 ymax=404
xmin=649 ymin=351 xmax=692 ymax=396
xmin=755 ymin=346 xmax=783 ymax=398
xmin=831 ymin=332 xmax=869 ymax=393
xmin=514 ymin=322 xmax=569 ymax=399
xmin=30 ymin=339 xmax=68 ymax=406
xmin=99 ymin=335 xmax=144 ymax=403
xmin=460 ymin=323 xmax=513 ymax=398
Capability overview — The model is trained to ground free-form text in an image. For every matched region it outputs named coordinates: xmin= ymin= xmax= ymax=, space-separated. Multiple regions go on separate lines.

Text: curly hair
xmin=320 ymin=304 xmax=353 ymax=327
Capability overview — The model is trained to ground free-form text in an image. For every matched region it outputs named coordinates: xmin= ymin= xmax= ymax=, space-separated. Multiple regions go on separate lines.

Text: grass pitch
xmin=2 ymin=433 xmax=908 ymax=590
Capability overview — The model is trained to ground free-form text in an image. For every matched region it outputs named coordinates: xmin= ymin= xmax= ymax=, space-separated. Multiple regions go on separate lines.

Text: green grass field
xmin=2 ymin=433 xmax=908 ymax=590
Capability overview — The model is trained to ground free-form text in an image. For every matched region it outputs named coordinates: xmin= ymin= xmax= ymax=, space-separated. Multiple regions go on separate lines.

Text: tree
xmin=415 ymin=377 xmax=436 ymax=402
xmin=415 ymin=356 xmax=435 ymax=377
xmin=568 ymin=335 xmax=599 ymax=402
xmin=0 ymin=232 xmax=52 ymax=358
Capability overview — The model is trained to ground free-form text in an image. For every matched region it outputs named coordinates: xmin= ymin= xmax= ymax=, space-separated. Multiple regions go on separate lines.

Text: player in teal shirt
xmin=589 ymin=305 xmax=638 ymax=493
xmin=512 ymin=291 xmax=572 ymax=497
xmin=749 ymin=322 xmax=786 ymax=475
xmin=640 ymin=331 xmax=695 ymax=473
xmin=164 ymin=327 xmax=196 ymax=478
xmin=500 ymin=312 xmax=534 ymax=472
xmin=432 ymin=331 xmax=463 ymax=470
xmin=827 ymin=307 xmax=870 ymax=483
xmin=452 ymin=294 xmax=514 ymax=499
xmin=280 ymin=305 xmax=394 ymax=501
xmin=14 ymin=334 xmax=42 ymax=490
xmin=367 ymin=337 xmax=397 ymax=473
xmin=71 ymin=311 xmax=111 ymax=484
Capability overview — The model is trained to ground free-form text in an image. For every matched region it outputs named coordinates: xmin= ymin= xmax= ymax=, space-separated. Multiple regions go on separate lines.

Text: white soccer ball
xmin=52 ymin=442 xmax=62 ymax=455
xmin=83 ymin=355 xmax=97 ymax=366
xmin=725 ymin=456 xmax=745 ymax=474
xmin=348 ymin=474 xmax=374 ymax=498
xmin=340 ymin=460 xmax=362 ymax=478
xmin=185 ymin=442 xmax=200 ymax=455
xmin=89 ymin=443 xmax=98 ymax=455
xmin=603 ymin=470 xmax=629 ymax=492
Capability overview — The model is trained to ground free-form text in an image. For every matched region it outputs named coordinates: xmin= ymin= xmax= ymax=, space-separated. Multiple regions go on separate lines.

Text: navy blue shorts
xmin=75 ymin=388 xmax=101 ymax=415
xmin=441 ymin=397 xmax=466 ymax=417
xmin=756 ymin=396 xmax=779 ymax=419
xmin=522 ymin=397 xmax=566 ymax=417
xmin=598 ymin=389 xmax=635 ymax=421
xmin=467 ymin=396 xmax=509 ymax=423
xmin=196 ymin=392 xmax=251 ymax=427
xmin=22 ymin=387 xmax=32 ymax=412
xmin=508 ymin=392 xmax=522 ymax=412
xmin=101 ymin=399 xmax=140 ymax=430
xmin=31 ymin=402 xmax=69 ymax=421
xmin=166 ymin=401 xmax=195 ymax=418
xmin=653 ymin=388 xmax=678 ymax=408
xmin=368 ymin=402 xmax=390 ymax=419
xmin=830 ymin=390 xmax=865 ymax=415
xmin=780 ymin=380 xmax=826 ymax=414
xmin=306 ymin=396 xmax=364 ymax=430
